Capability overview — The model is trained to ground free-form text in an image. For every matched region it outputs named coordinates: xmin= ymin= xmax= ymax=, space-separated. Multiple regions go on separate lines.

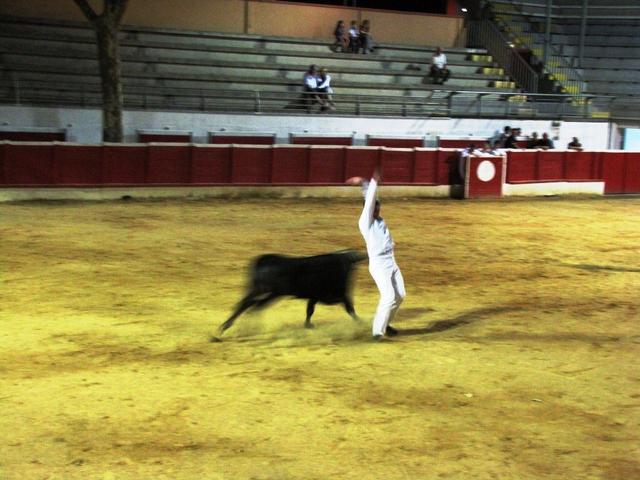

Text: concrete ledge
xmin=503 ymin=181 xmax=605 ymax=196
xmin=0 ymin=185 xmax=452 ymax=202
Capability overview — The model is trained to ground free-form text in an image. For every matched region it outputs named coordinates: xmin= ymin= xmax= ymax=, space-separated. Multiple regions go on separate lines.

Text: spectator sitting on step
xmin=526 ymin=132 xmax=539 ymax=149
xmin=537 ymin=132 xmax=555 ymax=149
xmin=567 ymin=137 xmax=583 ymax=150
xmin=348 ymin=20 xmax=360 ymax=53
xmin=332 ymin=20 xmax=348 ymax=53
xmin=359 ymin=20 xmax=373 ymax=54
xmin=303 ymin=65 xmax=327 ymax=113
xmin=429 ymin=47 xmax=450 ymax=85
xmin=317 ymin=68 xmax=336 ymax=111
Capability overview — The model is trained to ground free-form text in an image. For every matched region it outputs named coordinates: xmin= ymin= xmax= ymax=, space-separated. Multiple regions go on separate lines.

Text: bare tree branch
xmin=103 ymin=0 xmax=129 ymax=24
xmin=114 ymin=0 xmax=129 ymax=24
xmin=73 ymin=0 xmax=98 ymax=22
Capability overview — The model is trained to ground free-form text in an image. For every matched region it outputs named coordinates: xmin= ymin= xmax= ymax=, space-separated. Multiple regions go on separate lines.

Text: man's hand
xmin=345 ymin=176 xmax=364 ymax=186
xmin=373 ymin=167 xmax=381 ymax=183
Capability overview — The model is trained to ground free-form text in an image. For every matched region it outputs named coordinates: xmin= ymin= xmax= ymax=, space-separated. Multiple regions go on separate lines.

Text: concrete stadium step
xmin=7 ymin=63 xmax=513 ymax=97
xmin=581 ymin=58 xmax=640 ymax=70
xmin=0 ymin=79 xmax=456 ymax=117
xmin=0 ymin=16 xmax=486 ymax=63
xmin=540 ymin=43 xmax=640 ymax=60
xmin=4 ymin=48 xmax=507 ymax=89
xmin=583 ymin=69 xmax=640 ymax=83
xmin=562 ymin=23 xmax=640 ymax=36
xmin=0 ymin=27 xmax=492 ymax=76
xmin=123 ymin=26 xmax=482 ymax=58
xmin=6 ymin=61 xmax=518 ymax=98
xmin=0 ymin=39 xmax=494 ymax=77
xmin=586 ymin=82 xmax=640 ymax=96
xmin=530 ymin=32 xmax=640 ymax=47
xmin=5 ymin=55 xmax=504 ymax=89
xmin=581 ymin=46 xmax=640 ymax=58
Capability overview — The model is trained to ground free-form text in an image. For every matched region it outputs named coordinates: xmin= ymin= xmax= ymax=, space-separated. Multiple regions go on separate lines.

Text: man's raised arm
xmin=345 ymin=168 xmax=380 ymax=233
xmin=359 ymin=177 xmax=378 ymax=232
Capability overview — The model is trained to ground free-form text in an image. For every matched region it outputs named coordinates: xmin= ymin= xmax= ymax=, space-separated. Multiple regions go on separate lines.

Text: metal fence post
xmin=544 ymin=0 xmax=552 ymax=65
xmin=578 ymin=0 xmax=588 ymax=68
xmin=13 ymin=75 xmax=20 ymax=105
xmin=254 ymin=91 xmax=261 ymax=113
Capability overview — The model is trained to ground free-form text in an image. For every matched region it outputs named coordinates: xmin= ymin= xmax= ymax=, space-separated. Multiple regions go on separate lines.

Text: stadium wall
xmin=0 ymin=0 xmax=464 ymax=48
xmin=0 ymin=106 xmax=613 ymax=150
xmin=1 ymin=143 xmax=638 ymax=201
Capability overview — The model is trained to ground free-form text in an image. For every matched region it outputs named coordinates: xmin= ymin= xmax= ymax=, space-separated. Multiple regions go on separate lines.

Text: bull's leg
xmin=305 ymin=300 xmax=317 ymax=328
xmin=343 ymin=297 xmax=361 ymax=322
xmin=253 ymin=292 xmax=278 ymax=310
xmin=218 ymin=290 xmax=260 ymax=334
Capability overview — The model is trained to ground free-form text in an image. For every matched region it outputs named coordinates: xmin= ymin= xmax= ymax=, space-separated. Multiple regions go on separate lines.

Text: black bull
xmin=218 ymin=250 xmax=367 ymax=334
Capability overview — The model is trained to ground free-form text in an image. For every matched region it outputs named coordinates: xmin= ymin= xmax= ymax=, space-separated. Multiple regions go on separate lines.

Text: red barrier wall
xmin=272 ymin=146 xmax=307 ymax=184
xmin=231 ymin=146 xmax=272 ymax=183
xmin=0 ymin=131 xmax=66 ymax=141
xmin=210 ymin=134 xmax=276 ymax=145
xmin=103 ymin=145 xmax=147 ymax=184
xmin=0 ymin=142 xmax=5 ymax=185
xmin=601 ymin=152 xmax=640 ymax=194
xmin=307 ymin=147 xmax=345 ymax=183
xmin=147 ymin=144 xmax=191 ymax=184
xmin=4 ymin=143 xmax=55 ymax=185
xmin=138 ymin=133 xmax=191 ymax=143
xmin=56 ymin=145 xmax=102 ymax=185
xmin=438 ymin=137 xmax=486 ymax=148
xmin=290 ymin=136 xmax=353 ymax=146
xmin=381 ymin=149 xmax=414 ymax=183
xmin=507 ymin=150 xmax=603 ymax=184
xmin=624 ymin=154 xmax=640 ymax=193
xmin=413 ymin=149 xmax=439 ymax=184
xmin=367 ymin=137 xmax=424 ymax=148
xmin=191 ymin=146 xmax=231 ymax=184
xmin=1 ymin=143 xmax=638 ymax=193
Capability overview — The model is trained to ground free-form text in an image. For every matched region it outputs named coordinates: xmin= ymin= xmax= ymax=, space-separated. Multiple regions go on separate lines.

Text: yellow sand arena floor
xmin=1 ymin=197 xmax=639 ymax=480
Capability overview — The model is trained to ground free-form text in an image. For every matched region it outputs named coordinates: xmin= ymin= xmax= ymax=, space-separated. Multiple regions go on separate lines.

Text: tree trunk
xmin=95 ymin=19 xmax=123 ymax=142
xmin=74 ymin=0 xmax=128 ymax=143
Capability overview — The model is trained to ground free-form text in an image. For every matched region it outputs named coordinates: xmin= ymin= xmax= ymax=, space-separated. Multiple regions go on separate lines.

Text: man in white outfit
xmin=347 ymin=168 xmax=406 ymax=340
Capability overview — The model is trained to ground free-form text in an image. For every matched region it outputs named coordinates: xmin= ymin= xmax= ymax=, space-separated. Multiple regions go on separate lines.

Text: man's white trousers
xmin=369 ymin=257 xmax=406 ymax=336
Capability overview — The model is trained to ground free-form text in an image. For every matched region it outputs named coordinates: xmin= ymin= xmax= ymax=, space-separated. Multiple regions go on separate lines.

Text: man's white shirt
xmin=304 ymin=73 xmax=318 ymax=89
xmin=432 ymin=53 xmax=447 ymax=69
xmin=359 ymin=179 xmax=395 ymax=259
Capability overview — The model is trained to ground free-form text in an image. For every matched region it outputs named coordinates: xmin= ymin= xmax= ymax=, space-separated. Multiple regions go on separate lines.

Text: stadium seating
xmin=487 ymin=0 xmax=640 ymax=100
xmin=0 ymin=14 xmax=519 ymax=118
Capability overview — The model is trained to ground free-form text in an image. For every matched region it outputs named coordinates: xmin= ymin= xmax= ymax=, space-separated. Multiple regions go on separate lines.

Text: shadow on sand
xmin=397 ymin=306 xmax=523 ymax=337
xmin=564 ymin=263 xmax=640 ymax=274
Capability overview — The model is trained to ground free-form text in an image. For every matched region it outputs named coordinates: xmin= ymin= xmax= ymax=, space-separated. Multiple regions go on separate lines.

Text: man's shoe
xmin=385 ymin=325 xmax=399 ymax=337
xmin=372 ymin=334 xmax=384 ymax=342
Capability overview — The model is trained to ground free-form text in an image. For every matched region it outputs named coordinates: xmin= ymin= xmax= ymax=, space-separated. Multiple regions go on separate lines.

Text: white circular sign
xmin=477 ymin=160 xmax=496 ymax=182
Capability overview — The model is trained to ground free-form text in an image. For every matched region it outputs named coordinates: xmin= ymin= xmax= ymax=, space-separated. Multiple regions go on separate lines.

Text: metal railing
xmin=467 ymin=19 xmax=539 ymax=93
xmin=4 ymin=74 xmax=639 ymax=120
xmin=488 ymin=0 xmax=587 ymax=95
xmin=489 ymin=0 xmax=640 ymax=20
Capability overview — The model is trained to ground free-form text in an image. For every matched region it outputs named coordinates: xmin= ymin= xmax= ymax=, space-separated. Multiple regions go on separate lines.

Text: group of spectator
xmin=488 ymin=126 xmax=581 ymax=150
xmin=303 ymin=64 xmax=335 ymax=113
xmin=333 ymin=20 xmax=374 ymax=54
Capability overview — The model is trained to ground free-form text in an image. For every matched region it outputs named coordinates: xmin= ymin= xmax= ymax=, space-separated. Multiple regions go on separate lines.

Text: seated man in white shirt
xmin=302 ymin=64 xmax=327 ymax=113
xmin=346 ymin=168 xmax=406 ymax=341
xmin=429 ymin=47 xmax=450 ymax=85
